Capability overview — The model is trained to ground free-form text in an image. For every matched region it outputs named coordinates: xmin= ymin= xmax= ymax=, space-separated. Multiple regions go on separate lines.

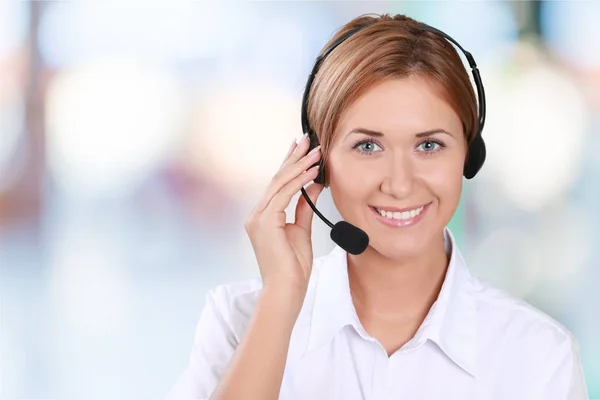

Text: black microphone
xmin=300 ymin=187 xmax=369 ymax=255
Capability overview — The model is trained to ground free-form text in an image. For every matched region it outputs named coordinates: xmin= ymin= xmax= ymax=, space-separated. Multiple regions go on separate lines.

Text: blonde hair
xmin=306 ymin=14 xmax=478 ymax=186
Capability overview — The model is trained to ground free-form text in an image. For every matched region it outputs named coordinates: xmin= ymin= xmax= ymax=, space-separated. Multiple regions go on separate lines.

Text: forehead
xmin=337 ymin=75 xmax=462 ymax=138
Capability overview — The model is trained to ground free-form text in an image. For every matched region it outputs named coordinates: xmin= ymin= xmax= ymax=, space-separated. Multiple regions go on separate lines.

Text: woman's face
xmin=327 ymin=76 xmax=467 ymax=260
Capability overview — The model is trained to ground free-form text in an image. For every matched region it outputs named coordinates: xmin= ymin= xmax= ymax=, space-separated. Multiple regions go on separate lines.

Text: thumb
xmin=294 ymin=183 xmax=325 ymax=233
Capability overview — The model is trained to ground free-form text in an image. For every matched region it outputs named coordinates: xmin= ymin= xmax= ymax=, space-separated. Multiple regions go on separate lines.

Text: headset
xmin=299 ymin=19 xmax=487 ymax=255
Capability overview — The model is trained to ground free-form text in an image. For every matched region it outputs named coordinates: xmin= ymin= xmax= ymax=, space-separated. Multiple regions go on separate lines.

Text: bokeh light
xmin=0 ymin=93 xmax=25 ymax=192
xmin=0 ymin=0 xmax=28 ymax=60
xmin=38 ymin=2 xmax=252 ymax=69
xmin=541 ymin=1 xmax=600 ymax=71
xmin=189 ymin=80 xmax=301 ymax=195
xmin=0 ymin=1 xmax=28 ymax=191
xmin=470 ymin=227 xmax=543 ymax=299
xmin=45 ymin=59 xmax=186 ymax=198
xmin=478 ymin=43 xmax=589 ymax=212
xmin=406 ymin=1 xmax=518 ymax=57
xmin=530 ymin=203 xmax=592 ymax=282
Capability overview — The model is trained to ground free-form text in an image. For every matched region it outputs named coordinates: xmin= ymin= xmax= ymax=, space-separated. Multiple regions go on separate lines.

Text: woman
xmin=167 ymin=14 xmax=588 ymax=400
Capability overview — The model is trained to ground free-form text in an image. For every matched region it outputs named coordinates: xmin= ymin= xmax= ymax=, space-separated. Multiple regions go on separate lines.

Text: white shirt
xmin=166 ymin=229 xmax=589 ymax=400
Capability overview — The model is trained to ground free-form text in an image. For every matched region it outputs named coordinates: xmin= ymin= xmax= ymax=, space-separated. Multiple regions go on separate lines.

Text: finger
xmin=255 ymin=146 xmax=321 ymax=212
xmin=294 ymin=182 xmax=324 ymax=233
xmin=280 ymin=138 xmax=298 ymax=166
xmin=251 ymin=136 xmax=304 ymax=215
xmin=280 ymin=133 xmax=311 ymax=170
xmin=262 ymin=146 xmax=320 ymax=209
xmin=265 ymin=165 xmax=320 ymax=215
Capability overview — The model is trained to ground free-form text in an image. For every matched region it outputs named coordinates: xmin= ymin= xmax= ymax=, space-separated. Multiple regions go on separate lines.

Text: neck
xmin=347 ymin=231 xmax=449 ymax=322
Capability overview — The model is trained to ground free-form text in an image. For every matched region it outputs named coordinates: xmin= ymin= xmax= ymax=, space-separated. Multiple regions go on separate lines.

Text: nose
xmin=380 ymin=152 xmax=415 ymax=199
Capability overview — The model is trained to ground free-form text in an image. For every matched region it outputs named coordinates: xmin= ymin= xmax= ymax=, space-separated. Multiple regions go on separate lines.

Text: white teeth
xmin=376 ymin=205 xmax=424 ymax=221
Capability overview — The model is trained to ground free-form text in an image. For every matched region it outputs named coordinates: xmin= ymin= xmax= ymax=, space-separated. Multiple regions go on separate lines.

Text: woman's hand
xmin=244 ymin=134 xmax=324 ymax=300
xmin=209 ymin=136 xmax=324 ymax=400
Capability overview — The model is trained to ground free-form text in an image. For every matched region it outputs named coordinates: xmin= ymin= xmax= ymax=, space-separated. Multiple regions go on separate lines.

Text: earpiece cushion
xmin=464 ymin=133 xmax=486 ymax=179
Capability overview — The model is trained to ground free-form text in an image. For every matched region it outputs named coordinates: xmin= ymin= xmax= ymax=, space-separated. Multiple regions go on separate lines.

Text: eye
xmin=416 ymin=140 xmax=445 ymax=153
xmin=353 ymin=140 xmax=382 ymax=154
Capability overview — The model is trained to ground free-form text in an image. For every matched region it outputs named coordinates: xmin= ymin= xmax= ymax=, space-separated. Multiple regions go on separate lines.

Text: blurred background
xmin=0 ymin=1 xmax=599 ymax=399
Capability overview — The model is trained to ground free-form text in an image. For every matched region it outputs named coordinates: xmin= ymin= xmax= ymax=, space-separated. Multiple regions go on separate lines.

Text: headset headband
xmin=301 ymin=20 xmax=486 ymax=149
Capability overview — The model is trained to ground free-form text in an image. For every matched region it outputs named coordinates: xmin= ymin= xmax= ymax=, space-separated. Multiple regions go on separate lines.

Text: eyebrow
xmin=347 ymin=127 xmax=454 ymax=138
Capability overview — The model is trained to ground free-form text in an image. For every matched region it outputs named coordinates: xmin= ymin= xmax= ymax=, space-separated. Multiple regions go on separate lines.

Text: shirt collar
xmin=302 ymin=228 xmax=478 ymax=377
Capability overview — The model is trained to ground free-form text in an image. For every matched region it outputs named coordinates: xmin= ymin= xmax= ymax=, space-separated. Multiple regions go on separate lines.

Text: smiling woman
xmin=166 ymin=13 xmax=589 ymax=400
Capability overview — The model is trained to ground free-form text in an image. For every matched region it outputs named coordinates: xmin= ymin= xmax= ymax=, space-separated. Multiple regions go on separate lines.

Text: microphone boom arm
xmin=300 ymin=187 xmax=334 ymax=229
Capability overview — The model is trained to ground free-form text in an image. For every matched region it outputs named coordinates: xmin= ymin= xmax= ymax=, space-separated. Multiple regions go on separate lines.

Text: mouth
xmin=369 ymin=202 xmax=431 ymax=227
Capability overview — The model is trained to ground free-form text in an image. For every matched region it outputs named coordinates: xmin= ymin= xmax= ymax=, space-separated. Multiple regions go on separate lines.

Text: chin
xmin=367 ymin=233 xmax=432 ymax=261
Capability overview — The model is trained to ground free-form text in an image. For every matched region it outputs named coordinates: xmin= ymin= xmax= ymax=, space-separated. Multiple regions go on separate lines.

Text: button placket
xmin=370 ymin=342 xmax=391 ymax=400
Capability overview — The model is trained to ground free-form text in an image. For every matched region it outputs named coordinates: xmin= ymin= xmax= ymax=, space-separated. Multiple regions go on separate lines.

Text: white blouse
xmin=166 ymin=229 xmax=589 ymax=399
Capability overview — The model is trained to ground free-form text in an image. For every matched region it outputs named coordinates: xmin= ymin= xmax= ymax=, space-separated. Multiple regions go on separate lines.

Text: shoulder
xmin=472 ymin=275 xmax=571 ymax=337
xmin=467 ymin=275 xmax=587 ymax=396
xmin=446 ymin=228 xmax=576 ymax=354
xmin=468 ymin=274 xmax=580 ymax=363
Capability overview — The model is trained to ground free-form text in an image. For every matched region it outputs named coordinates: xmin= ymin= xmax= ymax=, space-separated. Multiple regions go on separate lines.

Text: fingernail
xmin=296 ymin=133 xmax=309 ymax=144
xmin=308 ymin=145 xmax=321 ymax=155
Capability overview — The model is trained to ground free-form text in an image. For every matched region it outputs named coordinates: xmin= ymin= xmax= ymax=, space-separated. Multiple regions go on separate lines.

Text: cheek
xmin=327 ymin=151 xmax=378 ymax=204
xmin=421 ymin=156 xmax=464 ymax=205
